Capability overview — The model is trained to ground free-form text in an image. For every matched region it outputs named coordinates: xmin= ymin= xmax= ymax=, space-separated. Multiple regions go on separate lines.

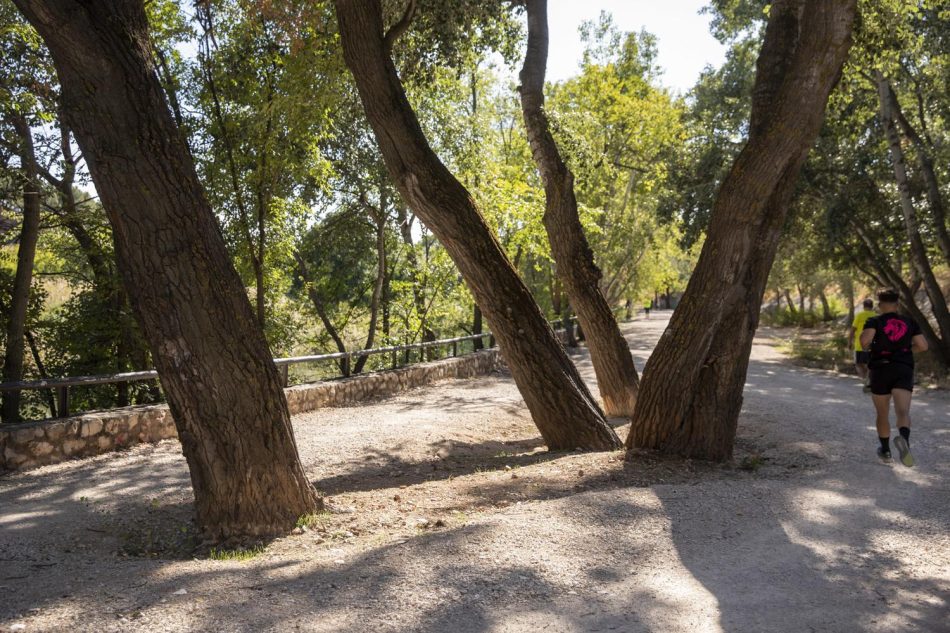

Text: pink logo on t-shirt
xmin=883 ymin=319 xmax=908 ymax=342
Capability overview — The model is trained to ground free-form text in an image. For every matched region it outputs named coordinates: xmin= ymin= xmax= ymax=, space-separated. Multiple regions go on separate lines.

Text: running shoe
xmin=877 ymin=447 xmax=892 ymax=462
xmin=893 ymin=436 xmax=914 ymax=467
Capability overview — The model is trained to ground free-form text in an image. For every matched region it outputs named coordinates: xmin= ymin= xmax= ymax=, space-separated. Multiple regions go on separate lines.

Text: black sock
xmin=879 ymin=437 xmax=890 ymax=453
xmin=899 ymin=427 xmax=910 ymax=445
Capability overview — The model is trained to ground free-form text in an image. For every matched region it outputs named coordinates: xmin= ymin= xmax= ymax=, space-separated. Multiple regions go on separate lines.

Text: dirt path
xmin=1 ymin=312 xmax=948 ymax=632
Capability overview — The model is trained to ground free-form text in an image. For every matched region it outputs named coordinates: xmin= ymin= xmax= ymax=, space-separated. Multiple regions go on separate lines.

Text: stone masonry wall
xmin=1 ymin=349 xmax=503 ymax=473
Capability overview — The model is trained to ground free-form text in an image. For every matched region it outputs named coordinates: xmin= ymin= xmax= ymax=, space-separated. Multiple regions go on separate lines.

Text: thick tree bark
xmin=1 ymin=115 xmax=41 ymax=423
xmin=626 ymin=0 xmax=857 ymax=460
xmin=334 ymin=0 xmax=620 ymax=450
xmin=13 ymin=0 xmax=319 ymax=541
xmin=518 ymin=0 xmax=639 ymax=417
xmin=876 ymin=72 xmax=950 ymax=347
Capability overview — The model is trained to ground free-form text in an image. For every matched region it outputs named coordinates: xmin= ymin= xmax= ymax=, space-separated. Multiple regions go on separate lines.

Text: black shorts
xmin=855 ymin=351 xmax=870 ymax=364
xmin=868 ymin=362 xmax=914 ymax=395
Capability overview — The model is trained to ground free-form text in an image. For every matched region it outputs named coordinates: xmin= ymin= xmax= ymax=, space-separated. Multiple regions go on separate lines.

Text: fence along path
xmin=0 ymin=317 xmax=579 ymax=420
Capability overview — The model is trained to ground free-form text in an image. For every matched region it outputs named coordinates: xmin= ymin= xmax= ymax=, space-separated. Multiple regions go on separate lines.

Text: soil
xmin=1 ymin=312 xmax=947 ymax=632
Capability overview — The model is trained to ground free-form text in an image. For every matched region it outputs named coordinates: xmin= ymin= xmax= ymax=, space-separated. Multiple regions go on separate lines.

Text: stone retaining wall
xmin=0 ymin=349 xmax=504 ymax=473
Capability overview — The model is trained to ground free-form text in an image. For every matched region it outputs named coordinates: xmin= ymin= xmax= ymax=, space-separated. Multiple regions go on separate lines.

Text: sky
xmin=545 ymin=0 xmax=727 ymax=94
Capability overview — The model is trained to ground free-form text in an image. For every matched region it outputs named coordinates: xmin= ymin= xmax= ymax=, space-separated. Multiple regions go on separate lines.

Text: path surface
xmin=1 ymin=312 xmax=948 ymax=632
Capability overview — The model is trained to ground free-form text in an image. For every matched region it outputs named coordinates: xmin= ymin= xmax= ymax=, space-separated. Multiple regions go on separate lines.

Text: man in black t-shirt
xmin=860 ymin=289 xmax=928 ymax=467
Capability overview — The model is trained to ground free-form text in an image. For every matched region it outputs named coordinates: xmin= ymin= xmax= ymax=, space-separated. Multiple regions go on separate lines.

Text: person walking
xmin=860 ymin=289 xmax=928 ymax=466
xmin=848 ymin=298 xmax=876 ymax=391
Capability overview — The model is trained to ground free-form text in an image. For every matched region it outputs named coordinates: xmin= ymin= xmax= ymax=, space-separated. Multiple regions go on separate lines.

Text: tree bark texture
xmin=12 ymin=0 xmax=319 ymax=541
xmin=876 ymin=72 xmax=950 ymax=347
xmin=626 ymin=0 xmax=857 ymax=460
xmin=1 ymin=115 xmax=41 ymax=423
xmin=518 ymin=0 xmax=640 ymax=417
xmin=334 ymin=0 xmax=620 ymax=450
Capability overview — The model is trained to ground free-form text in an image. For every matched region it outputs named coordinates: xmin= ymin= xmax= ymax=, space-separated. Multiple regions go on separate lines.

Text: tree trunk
xmin=13 ymin=0 xmax=319 ymax=541
xmin=876 ymin=72 xmax=950 ymax=347
xmin=295 ymin=253 xmax=351 ymax=376
xmin=1 ymin=115 xmax=41 ymax=423
xmin=561 ymin=304 xmax=577 ymax=348
xmin=334 ymin=0 xmax=620 ymax=450
xmin=843 ymin=275 xmax=854 ymax=325
xmin=626 ymin=0 xmax=857 ymax=460
xmin=887 ymin=82 xmax=950 ymax=267
xmin=784 ymin=289 xmax=797 ymax=316
xmin=354 ymin=208 xmax=387 ymax=374
xmin=395 ymin=206 xmax=435 ymax=345
xmin=818 ymin=289 xmax=832 ymax=322
xmin=472 ymin=305 xmax=484 ymax=350
xmin=518 ymin=0 xmax=639 ymax=417
xmin=797 ymin=284 xmax=806 ymax=321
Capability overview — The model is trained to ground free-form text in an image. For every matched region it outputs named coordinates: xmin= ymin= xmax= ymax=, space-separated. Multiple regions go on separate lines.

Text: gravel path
xmin=1 ymin=312 xmax=947 ymax=632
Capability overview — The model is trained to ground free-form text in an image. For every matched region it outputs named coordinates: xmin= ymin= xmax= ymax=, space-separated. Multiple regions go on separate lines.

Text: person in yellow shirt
xmin=848 ymin=298 xmax=876 ymax=391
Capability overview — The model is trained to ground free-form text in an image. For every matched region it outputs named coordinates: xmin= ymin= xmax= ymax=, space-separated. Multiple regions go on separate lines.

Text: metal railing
xmin=0 ymin=316 xmax=578 ymax=420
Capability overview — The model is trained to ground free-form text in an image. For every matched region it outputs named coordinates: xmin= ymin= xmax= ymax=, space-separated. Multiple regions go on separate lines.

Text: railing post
xmin=452 ymin=341 xmax=458 ymax=357
xmin=117 ymin=381 xmax=129 ymax=407
xmin=341 ymin=356 xmax=350 ymax=377
xmin=488 ymin=334 xmax=495 ymax=348
xmin=57 ymin=385 xmax=70 ymax=418
xmin=279 ymin=364 xmax=289 ymax=388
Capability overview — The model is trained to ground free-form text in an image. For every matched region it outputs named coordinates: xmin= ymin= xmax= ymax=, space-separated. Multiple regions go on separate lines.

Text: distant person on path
xmin=848 ymin=298 xmax=876 ymax=391
xmin=860 ymin=289 xmax=928 ymax=466
xmin=644 ymin=300 xmax=651 ymax=319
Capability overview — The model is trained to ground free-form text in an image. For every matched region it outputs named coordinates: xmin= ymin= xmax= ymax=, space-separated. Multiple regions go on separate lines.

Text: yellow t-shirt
xmin=852 ymin=310 xmax=875 ymax=351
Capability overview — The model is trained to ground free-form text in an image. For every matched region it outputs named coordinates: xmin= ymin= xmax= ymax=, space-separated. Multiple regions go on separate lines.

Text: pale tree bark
xmin=627 ymin=0 xmax=857 ymax=460
xmin=334 ymin=0 xmax=620 ymax=450
xmin=876 ymin=72 xmax=950 ymax=346
xmin=12 ymin=0 xmax=319 ymax=541
xmin=1 ymin=114 xmax=41 ymax=423
xmin=886 ymin=81 xmax=950 ymax=267
xmin=518 ymin=0 xmax=639 ymax=417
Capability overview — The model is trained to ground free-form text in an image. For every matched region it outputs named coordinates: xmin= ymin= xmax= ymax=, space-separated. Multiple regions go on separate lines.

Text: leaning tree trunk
xmin=887 ymin=82 xmax=950 ymax=268
xmin=518 ymin=0 xmax=639 ymax=417
xmin=1 ymin=115 xmax=41 ymax=423
xmin=627 ymin=0 xmax=857 ymax=460
xmin=876 ymin=72 xmax=950 ymax=346
xmin=334 ymin=0 xmax=619 ymax=450
xmin=12 ymin=0 xmax=319 ymax=541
